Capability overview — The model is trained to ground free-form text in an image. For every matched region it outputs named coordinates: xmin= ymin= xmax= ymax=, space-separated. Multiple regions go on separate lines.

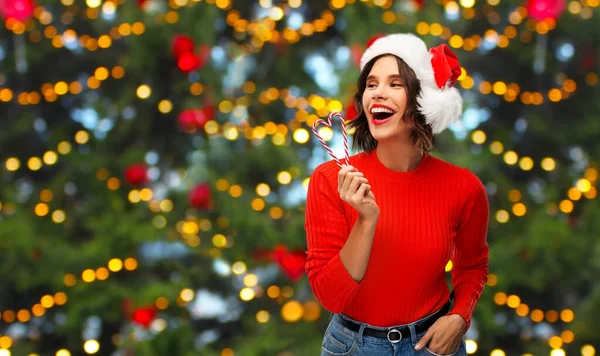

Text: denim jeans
xmin=320 ymin=312 xmax=467 ymax=356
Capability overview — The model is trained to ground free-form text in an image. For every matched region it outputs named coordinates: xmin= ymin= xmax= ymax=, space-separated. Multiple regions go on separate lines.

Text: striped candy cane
xmin=311 ymin=112 xmax=350 ymax=168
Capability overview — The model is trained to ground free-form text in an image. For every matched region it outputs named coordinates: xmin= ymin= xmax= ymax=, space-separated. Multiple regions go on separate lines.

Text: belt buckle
xmin=386 ymin=329 xmax=402 ymax=344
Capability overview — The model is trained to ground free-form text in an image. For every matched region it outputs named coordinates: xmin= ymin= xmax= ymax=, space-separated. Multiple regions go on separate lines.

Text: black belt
xmin=334 ymin=291 xmax=454 ymax=343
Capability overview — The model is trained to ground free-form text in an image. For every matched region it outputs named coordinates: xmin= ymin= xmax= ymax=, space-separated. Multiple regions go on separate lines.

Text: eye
xmin=391 ymin=83 xmax=404 ymax=87
xmin=367 ymin=83 xmax=377 ymax=88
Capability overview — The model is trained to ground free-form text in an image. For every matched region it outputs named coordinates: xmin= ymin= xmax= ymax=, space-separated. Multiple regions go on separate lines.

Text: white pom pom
xmin=417 ymin=86 xmax=463 ymax=134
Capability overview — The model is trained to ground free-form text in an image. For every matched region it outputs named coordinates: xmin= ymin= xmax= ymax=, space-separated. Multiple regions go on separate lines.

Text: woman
xmin=304 ymin=33 xmax=489 ymax=356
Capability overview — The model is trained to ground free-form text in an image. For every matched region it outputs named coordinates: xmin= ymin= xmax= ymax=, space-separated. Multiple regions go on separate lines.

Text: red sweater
xmin=305 ymin=150 xmax=489 ymax=329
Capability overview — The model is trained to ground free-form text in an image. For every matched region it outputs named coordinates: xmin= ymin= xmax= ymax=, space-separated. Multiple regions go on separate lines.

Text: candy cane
xmin=311 ymin=112 xmax=349 ymax=168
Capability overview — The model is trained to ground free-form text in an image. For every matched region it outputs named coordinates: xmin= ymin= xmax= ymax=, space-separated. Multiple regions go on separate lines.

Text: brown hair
xmin=347 ymin=54 xmax=434 ymax=153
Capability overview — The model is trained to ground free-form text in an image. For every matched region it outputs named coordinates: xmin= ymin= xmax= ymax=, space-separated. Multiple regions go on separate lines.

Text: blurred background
xmin=0 ymin=0 xmax=599 ymax=355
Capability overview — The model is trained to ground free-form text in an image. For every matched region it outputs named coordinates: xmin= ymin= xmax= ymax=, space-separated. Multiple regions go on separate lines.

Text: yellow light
xmin=560 ymin=309 xmax=574 ymax=322
xmin=155 ymin=297 xmax=169 ymax=310
xmin=256 ymin=310 xmax=270 ymax=323
xmin=512 ymin=203 xmax=526 ymax=216
xmin=582 ymin=345 xmax=596 ymax=356
xmin=35 ymin=203 xmax=50 ymax=216
xmin=102 ymin=1 xmax=116 ymax=14
xmin=0 ymin=350 xmax=10 ymax=356
xmin=204 ymin=120 xmax=219 ymax=135
xmin=229 ymin=185 xmax=243 ymax=198
xmin=83 ymin=340 xmax=100 ymax=354
xmin=54 ymin=292 xmax=67 ymax=305
xmin=289 ymin=0 xmax=302 ymax=7
xmin=96 ymin=267 xmax=109 ymax=280
xmin=86 ymin=0 xmax=101 ymax=8
xmin=136 ymin=85 xmax=151 ymax=99
xmin=159 ymin=200 xmax=173 ymax=212
xmin=75 ymin=130 xmax=90 ymax=144
xmin=64 ymin=273 xmax=77 ymax=286
xmin=277 ymin=171 xmax=292 ymax=185
xmin=158 ymin=100 xmax=173 ymax=113
xmin=486 ymin=274 xmax=498 ymax=286
xmin=43 ymin=151 xmax=58 ymax=165
xmin=490 ymin=350 xmax=505 ymax=356
xmin=530 ymin=309 xmax=544 ymax=322
xmin=52 ymin=210 xmax=66 ymax=223
xmin=256 ymin=183 xmax=271 ymax=197
xmin=180 ymin=288 xmax=195 ymax=302
xmin=82 ymin=269 xmax=96 ymax=283
xmin=28 ymin=157 xmax=43 ymax=171
xmin=493 ymin=292 xmax=507 ymax=305
xmin=17 ymin=309 xmax=31 ymax=322
xmin=541 ymin=157 xmax=556 ymax=171
xmin=212 ymin=234 xmax=227 ymax=248
xmin=240 ymin=287 xmax=255 ymax=301
xmin=465 ymin=340 xmax=478 ymax=354
xmin=546 ymin=310 xmax=559 ymax=322
xmin=561 ymin=330 xmax=574 ymax=343
xmin=519 ymin=156 xmax=534 ymax=170
xmin=41 ymin=294 xmax=55 ymax=308
xmin=490 ymin=141 xmax=504 ymax=154
xmin=267 ymin=285 xmax=281 ymax=298
xmin=281 ymin=300 xmax=303 ymax=322
xmin=57 ymin=141 xmax=72 ymax=154
xmin=94 ymin=67 xmax=109 ymax=80
xmin=108 ymin=258 xmax=123 ymax=272
xmin=549 ymin=336 xmax=563 ymax=349
xmin=516 ymin=303 xmax=529 ymax=316
xmin=506 ymin=294 xmax=520 ymax=308
xmin=293 ymin=128 xmax=310 ymax=143
xmin=268 ymin=6 xmax=284 ymax=20
xmin=493 ymin=81 xmax=507 ymax=95
xmin=5 ymin=157 xmax=20 ymax=171
xmin=460 ymin=0 xmax=475 ymax=7
xmin=56 ymin=350 xmax=71 ymax=356
xmin=240 ymin=274 xmax=257 ymax=288
xmin=503 ymin=150 xmax=518 ymax=165
xmin=232 ymin=261 xmax=247 ymax=275
xmin=124 ymin=257 xmax=138 ymax=270
xmin=32 ymin=304 xmax=46 ymax=317
xmin=568 ymin=187 xmax=582 ymax=201
xmin=139 ymin=188 xmax=153 ymax=201
xmin=576 ymin=179 xmax=591 ymax=192
xmin=495 ymin=210 xmax=509 ymax=223
xmin=559 ymin=200 xmax=574 ymax=213
xmin=471 ymin=130 xmax=486 ymax=144
xmin=550 ymin=349 xmax=565 ymax=356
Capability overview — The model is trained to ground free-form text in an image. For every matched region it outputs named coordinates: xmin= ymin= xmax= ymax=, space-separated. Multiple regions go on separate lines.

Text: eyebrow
xmin=366 ymin=74 xmax=403 ymax=81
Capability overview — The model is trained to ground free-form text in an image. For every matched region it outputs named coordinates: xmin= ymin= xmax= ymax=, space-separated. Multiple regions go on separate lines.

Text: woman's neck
xmin=375 ymin=141 xmax=424 ymax=172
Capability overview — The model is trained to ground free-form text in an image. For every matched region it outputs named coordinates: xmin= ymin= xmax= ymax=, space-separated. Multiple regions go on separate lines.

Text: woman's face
xmin=361 ymin=55 xmax=410 ymax=143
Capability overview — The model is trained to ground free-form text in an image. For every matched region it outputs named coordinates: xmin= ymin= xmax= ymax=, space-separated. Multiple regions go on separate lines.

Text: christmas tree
xmin=0 ymin=0 xmax=599 ymax=355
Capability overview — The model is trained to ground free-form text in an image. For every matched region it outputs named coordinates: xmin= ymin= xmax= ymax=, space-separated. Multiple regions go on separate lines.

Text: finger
xmin=348 ymin=177 xmax=368 ymax=195
xmin=414 ymin=329 xmax=434 ymax=350
xmin=352 ymin=183 xmax=370 ymax=205
xmin=337 ymin=166 xmax=358 ymax=191
xmin=340 ymin=172 xmax=364 ymax=195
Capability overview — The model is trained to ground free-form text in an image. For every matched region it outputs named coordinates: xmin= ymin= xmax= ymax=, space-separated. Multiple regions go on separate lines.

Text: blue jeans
xmin=321 ymin=312 xmax=467 ymax=356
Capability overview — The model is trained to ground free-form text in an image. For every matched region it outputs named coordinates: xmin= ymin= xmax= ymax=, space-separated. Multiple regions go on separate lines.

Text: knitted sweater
xmin=304 ymin=150 xmax=489 ymax=329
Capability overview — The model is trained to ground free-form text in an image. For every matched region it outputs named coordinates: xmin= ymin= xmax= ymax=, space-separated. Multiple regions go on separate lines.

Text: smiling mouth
xmin=370 ymin=106 xmax=396 ymax=122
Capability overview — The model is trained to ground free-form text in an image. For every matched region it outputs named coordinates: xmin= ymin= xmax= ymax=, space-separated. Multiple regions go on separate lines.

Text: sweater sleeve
xmin=448 ymin=170 xmax=490 ymax=330
xmin=304 ymin=165 xmax=360 ymax=313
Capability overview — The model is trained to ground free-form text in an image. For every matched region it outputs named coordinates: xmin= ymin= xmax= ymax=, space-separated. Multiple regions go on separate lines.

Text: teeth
xmin=370 ymin=107 xmax=395 ymax=114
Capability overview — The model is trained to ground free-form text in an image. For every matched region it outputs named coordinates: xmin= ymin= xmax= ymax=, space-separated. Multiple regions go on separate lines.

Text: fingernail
xmin=414 ymin=344 xmax=421 ymax=350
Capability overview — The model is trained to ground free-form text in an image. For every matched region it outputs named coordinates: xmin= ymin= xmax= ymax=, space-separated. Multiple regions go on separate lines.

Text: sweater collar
xmin=364 ymin=149 xmax=432 ymax=184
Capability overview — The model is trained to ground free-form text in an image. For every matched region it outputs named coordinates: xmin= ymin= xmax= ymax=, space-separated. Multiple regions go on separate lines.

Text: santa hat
xmin=360 ymin=33 xmax=463 ymax=134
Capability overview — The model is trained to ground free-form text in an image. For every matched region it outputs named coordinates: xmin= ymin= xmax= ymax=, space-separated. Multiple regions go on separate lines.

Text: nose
xmin=372 ymin=85 xmax=388 ymax=100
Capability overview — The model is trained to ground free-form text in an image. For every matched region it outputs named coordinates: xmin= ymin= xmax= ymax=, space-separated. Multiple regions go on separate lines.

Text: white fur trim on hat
xmin=359 ymin=33 xmax=462 ymax=134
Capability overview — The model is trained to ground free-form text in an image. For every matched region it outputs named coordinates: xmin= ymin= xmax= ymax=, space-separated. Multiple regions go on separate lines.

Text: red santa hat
xmin=360 ymin=33 xmax=463 ymax=134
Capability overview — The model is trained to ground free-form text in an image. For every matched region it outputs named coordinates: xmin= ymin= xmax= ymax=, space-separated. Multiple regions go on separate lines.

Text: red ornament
xmin=172 ymin=35 xmax=195 ymax=58
xmin=350 ymin=44 xmax=363 ymax=68
xmin=137 ymin=0 xmax=148 ymax=8
xmin=189 ymin=183 xmax=212 ymax=209
xmin=131 ymin=307 xmax=157 ymax=328
xmin=178 ymin=109 xmax=208 ymax=132
xmin=124 ymin=163 xmax=148 ymax=187
xmin=272 ymin=244 xmax=307 ymax=282
xmin=203 ymin=104 xmax=216 ymax=122
xmin=429 ymin=44 xmax=462 ymax=89
xmin=526 ymin=0 xmax=566 ymax=21
xmin=178 ymin=52 xmax=201 ymax=73
xmin=345 ymin=99 xmax=358 ymax=121
xmin=0 ymin=0 xmax=34 ymax=21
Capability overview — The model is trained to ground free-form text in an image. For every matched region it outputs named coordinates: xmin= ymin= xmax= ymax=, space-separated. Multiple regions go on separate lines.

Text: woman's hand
xmin=414 ymin=314 xmax=466 ymax=354
xmin=338 ymin=165 xmax=379 ymax=220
